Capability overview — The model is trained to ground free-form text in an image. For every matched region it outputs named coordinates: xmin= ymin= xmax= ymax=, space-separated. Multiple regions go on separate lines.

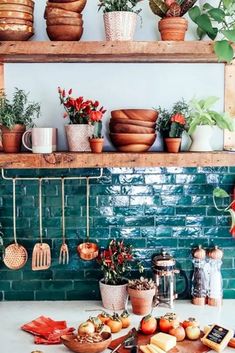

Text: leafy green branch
xmin=213 ymin=187 xmax=235 ymax=232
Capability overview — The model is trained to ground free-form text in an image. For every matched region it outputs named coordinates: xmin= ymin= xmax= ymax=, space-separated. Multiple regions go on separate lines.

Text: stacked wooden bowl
xmin=44 ymin=0 xmax=86 ymax=41
xmin=109 ymin=109 xmax=158 ymax=152
xmin=0 ymin=0 xmax=34 ymax=41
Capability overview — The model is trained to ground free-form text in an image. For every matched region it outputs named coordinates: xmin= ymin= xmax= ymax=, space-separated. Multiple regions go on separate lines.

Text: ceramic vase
xmin=99 ymin=279 xmax=128 ymax=310
xmin=190 ymin=125 xmax=213 ymax=152
xmin=65 ymin=124 xmax=92 ymax=152
xmin=1 ymin=124 xmax=26 ymax=153
xmin=158 ymin=17 xmax=188 ymax=41
xmin=103 ymin=11 xmax=137 ymax=41
xmin=128 ymin=287 xmax=156 ymax=315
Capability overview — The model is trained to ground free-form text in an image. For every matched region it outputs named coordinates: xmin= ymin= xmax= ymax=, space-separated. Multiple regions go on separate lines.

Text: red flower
xmin=68 ymin=88 xmax=72 ymax=95
xmin=62 ymin=89 xmax=66 ymax=98
xmin=171 ymin=113 xmax=186 ymax=125
xmin=75 ymin=97 xmax=84 ymax=111
xmin=89 ymin=110 xmax=103 ymax=122
xmin=93 ymin=100 xmax=99 ymax=108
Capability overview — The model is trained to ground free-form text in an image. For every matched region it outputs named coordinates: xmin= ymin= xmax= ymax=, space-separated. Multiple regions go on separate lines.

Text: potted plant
xmin=58 ymin=88 xmax=106 ymax=152
xmin=213 ymin=187 xmax=235 ymax=238
xmin=188 ymin=96 xmax=235 ymax=152
xmin=189 ymin=1 xmax=235 ymax=62
xmin=98 ymin=0 xmax=142 ymax=41
xmin=89 ymin=111 xmax=105 ymax=153
xmin=97 ymin=239 xmax=134 ymax=310
xmin=0 ymin=88 xmax=40 ymax=153
xmin=128 ymin=277 xmax=156 ymax=315
xmin=156 ymin=100 xmax=189 ymax=153
xmin=149 ymin=0 xmax=197 ymax=41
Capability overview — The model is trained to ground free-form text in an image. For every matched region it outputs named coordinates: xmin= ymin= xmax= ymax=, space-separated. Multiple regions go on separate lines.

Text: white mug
xmin=22 ymin=128 xmax=57 ymax=154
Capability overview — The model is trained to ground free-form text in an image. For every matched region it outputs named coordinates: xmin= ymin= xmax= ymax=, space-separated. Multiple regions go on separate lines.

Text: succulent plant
xmin=128 ymin=277 xmax=156 ymax=290
xmin=149 ymin=0 xmax=197 ymax=18
xmin=92 ymin=121 xmax=103 ymax=139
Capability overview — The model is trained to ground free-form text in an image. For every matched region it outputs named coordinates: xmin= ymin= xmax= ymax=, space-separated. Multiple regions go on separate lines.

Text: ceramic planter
xmin=128 ymin=287 xmax=156 ymax=315
xmin=164 ymin=138 xmax=181 ymax=153
xmin=1 ymin=124 xmax=26 ymax=153
xmin=89 ymin=138 xmax=104 ymax=153
xmin=158 ymin=17 xmax=188 ymax=41
xmin=103 ymin=11 xmax=137 ymax=41
xmin=99 ymin=279 xmax=128 ymax=310
xmin=189 ymin=125 xmax=213 ymax=151
xmin=65 ymin=124 xmax=92 ymax=152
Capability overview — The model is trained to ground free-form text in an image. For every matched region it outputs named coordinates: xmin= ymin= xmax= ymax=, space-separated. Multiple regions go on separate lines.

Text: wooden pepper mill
xmin=208 ymin=246 xmax=223 ymax=306
xmin=191 ymin=245 xmax=207 ymax=305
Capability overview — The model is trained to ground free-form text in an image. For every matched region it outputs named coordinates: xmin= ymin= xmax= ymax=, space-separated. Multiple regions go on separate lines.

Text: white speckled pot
xmin=65 ymin=124 xmax=92 ymax=152
xmin=99 ymin=279 xmax=128 ymax=310
xmin=103 ymin=11 xmax=137 ymax=41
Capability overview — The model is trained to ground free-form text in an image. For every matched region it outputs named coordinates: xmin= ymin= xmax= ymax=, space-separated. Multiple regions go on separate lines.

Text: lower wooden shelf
xmin=0 ymin=151 xmax=234 ymax=169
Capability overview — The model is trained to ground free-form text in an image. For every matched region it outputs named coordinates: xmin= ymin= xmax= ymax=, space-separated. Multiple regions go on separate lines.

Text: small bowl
xmin=117 ymin=144 xmax=152 ymax=152
xmin=46 ymin=15 xmax=83 ymax=26
xmin=61 ymin=332 xmax=112 ymax=353
xmin=0 ymin=24 xmax=33 ymax=40
xmin=110 ymin=117 xmax=156 ymax=128
xmin=109 ymin=123 xmax=155 ymax=134
xmin=46 ymin=24 xmax=83 ymax=41
xmin=110 ymin=133 xmax=156 ymax=146
xmin=47 ymin=0 xmax=87 ymax=13
xmin=77 ymin=242 xmax=99 ymax=261
xmin=111 ymin=109 xmax=158 ymax=122
xmin=44 ymin=7 xmax=82 ymax=19
xmin=0 ymin=3 xmax=34 ymax=14
xmin=0 ymin=18 xmax=33 ymax=26
xmin=0 ymin=0 xmax=34 ymax=8
xmin=0 ymin=10 xmax=33 ymax=21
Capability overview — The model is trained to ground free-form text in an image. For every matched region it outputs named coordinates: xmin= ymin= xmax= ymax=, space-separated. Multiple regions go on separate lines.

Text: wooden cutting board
xmin=108 ymin=331 xmax=210 ymax=353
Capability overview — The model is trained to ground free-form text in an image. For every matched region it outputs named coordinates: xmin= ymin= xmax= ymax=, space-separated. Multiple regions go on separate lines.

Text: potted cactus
xmin=89 ymin=119 xmax=104 ymax=153
xmin=128 ymin=277 xmax=156 ymax=315
xmin=149 ymin=0 xmax=197 ymax=41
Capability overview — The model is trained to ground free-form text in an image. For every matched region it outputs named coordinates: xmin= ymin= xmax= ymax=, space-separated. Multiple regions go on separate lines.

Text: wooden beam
xmin=0 ymin=41 xmax=221 ymax=63
xmin=224 ymin=63 xmax=235 ymax=151
xmin=0 ymin=63 xmax=4 ymax=151
xmin=0 ymin=152 xmax=234 ymax=169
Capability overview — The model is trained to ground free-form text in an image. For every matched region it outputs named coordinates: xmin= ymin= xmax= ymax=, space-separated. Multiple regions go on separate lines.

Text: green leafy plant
xmin=156 ymin=99 xmax=189 ymax=138
xmin=98 ymin=0 xmax=143 ymax=14
xmin=189 ymin=1 xmax=235 ymax=62
xmin=188 ymin=96 xmax=235 ymax=135
xmin=149 ymin=0 xmax=197 ymax=18
xmin=0 ymin=88 xmax=40 ymax=129
xmin=213 ymin=187 xmax=235 ymax=235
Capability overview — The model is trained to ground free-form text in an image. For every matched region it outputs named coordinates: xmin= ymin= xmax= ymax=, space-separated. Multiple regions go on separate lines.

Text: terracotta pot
xmin=89 ymin=138 xmax=104 ymax=153
xmin=158 ymin=17 xmax=188 ymax=41
xmin=1 ymin=124 xmax=26 ymax=153
xmin=99 ymin=279 xmax=128 ymax=310
xmin=128 ymin=287 xmax=156 ymax=315
xmin=103 ymin=11 xmax=137 ymax=41
xmin=65 ymin=124 xmax=92 ymax=152
xmin=164 ymin=137 xmax=181 ymax=153
xmin=189 ymin=125 xmax=213 ymax=151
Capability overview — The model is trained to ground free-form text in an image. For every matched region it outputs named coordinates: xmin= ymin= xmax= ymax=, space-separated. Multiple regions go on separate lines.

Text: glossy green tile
xmin=156 ymin=216 xmax=185 ymax=226
xmin=4 ymin=291 xmax=34 ymax=301
xmin=12 ymin=281 xmax=41 ymax=290
xmin=23 ymin=270 xmax=53 ymax=280
xmin=43 ymin=280 xmax=73 ymax=291
xmin=130 ymin=195 xmax=161 ymax=206
xmin=145 ymin=206 xmax=175 ymax=216
xmin=54 ymin=270 xmax=85 ymax=280
xmin=223 ymin=290 xmax=235 ymax=299
xmin=110 ymin=227 xmax=140 ymax=238
xmin=0 ymin=281 xmax=11 ymax=290
xmin=176 ymin=207 xmax=206 ymax=216
xmin=35 ymin=291 xmax=66 ymax=300
xmin=161 ymin=195 xmax=191 ymax=206
xmin=114 ymin=206 xmax=144 ymax=216
xmin=112 ymin=174 xmax=145 ymax=185
xmin=175 ymin=174 xmax=206 ymax=184
xmin=121 ymin=185 xmax=153 ymax=195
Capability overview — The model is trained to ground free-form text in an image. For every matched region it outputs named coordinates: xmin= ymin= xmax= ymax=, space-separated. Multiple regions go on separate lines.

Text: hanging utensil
xmin=3 ymin=178 xmax=28 ymax=270
xmin=32 ymin=178 xmax=51 ymax=271
xmin=59 ymin=177 xmax=69 ymax=265
xmin=77 ymin=177 xmax=99 ymax=261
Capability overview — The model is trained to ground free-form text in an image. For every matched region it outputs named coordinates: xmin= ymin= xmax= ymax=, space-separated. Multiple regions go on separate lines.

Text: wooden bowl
xmin=77 ymin=242 xmax=99 ymax=261
xmin=110 ymin=117 xmax=156 ymax=128
xmin=110 ymin=133 xmax=156 ymax=146
xmin=46 ymin=0 xmax=87 ymax=13
xmin=0 ymin=10 xmax=33 ymax=21
xmin=117 ymin=144 xmax=152 ymax=152
xmin=0 ymin=0 xmax=34 ymax=8
xmin=46 ymin=15 xmax=83 ymax=25
xmin=0 ymin=18 xmax=33 ymax=25
xmin=111 ymin=109 xmax=158 ymax=122
xmin=0 ymin=4 xmax=34 ymax=14
xmin=44 ymin=6 xmax=82 ymax=18
xmin=61 ymin=333 xmax=112 ymax=353
xmin=46 ymin=24 xmax=83 ymax=41
xmin=109 ymin=123 xmax=155 ymax=134
xmin=0 ymin=24 xmax=33 ymax=40
xmin=49 ymin=0 xmax=77 ymax=2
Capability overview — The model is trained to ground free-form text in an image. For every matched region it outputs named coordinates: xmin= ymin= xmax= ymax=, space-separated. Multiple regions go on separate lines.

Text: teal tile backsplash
xmin=0 ymin=166 xmax=234 ymax=300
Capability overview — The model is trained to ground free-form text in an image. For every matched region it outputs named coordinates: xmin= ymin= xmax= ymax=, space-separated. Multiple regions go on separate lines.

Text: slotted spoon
xmin=59 ymin=177 xmax=69 ymax=265
xmin=32 ymin=178 xmax=51 ymax=271
xmin=3 ymin=178 xmax=28 ymax=270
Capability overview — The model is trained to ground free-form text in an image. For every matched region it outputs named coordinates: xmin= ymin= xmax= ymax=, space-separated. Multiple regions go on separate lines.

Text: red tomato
xmin=140 ymin=315 xmax=157 ymax=335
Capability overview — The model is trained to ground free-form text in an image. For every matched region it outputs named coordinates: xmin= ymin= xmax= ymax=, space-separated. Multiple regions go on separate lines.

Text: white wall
xmin=5 ymin=0 xmax=224 ymax=151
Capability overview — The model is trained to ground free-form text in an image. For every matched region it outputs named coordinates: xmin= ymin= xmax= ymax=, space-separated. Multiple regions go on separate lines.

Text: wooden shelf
xmin=0 ymin=41 xmax=223 ymax=63
xmin=0 ymin=152 xmax=234 ymax=169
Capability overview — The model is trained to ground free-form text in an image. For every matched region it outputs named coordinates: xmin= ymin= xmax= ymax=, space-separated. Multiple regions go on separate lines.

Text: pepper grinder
xmin=208 ymin=246 xmax=223 ymax=306
xmin=191 ymin=245 xmax=207 ymax=305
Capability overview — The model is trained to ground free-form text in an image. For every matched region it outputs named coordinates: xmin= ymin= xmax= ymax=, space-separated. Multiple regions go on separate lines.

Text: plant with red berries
xmin=58 ymin=88 xmax=106 ymax=126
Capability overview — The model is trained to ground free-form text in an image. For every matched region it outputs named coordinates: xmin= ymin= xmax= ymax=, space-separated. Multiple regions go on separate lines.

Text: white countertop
xmin=0 ymin=300 xmax=234 ymax=353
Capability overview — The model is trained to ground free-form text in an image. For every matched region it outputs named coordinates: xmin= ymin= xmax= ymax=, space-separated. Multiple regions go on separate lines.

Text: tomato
xmin=107 ymin=314 xmax=122 ymax=333
xmin=97 ymin=311 xmax=111 ymax=325
xmin=140 ymin=315 xmax=157 ymax=335
xmin=159 ymin=313 xmax=179 ymax=333
xmin=169 ymin=325 xmax=186 ymax=342
xmin=120 ymin=310 xmax=131 ymax=329
xmin=185 ymin=326 xmax=201 ymax=340
xmin=78 ymin=321 xmax=95 ymax=335
xmin=182 ymin=317 xmax=199 ymax=329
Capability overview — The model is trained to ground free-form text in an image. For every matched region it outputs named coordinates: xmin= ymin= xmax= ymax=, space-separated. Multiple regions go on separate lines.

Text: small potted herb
xmin=128 ymin=277 xmax=156 ymax=315
xmin=98 ymin=0 xmax=143 ymax=41
xmin=156 ymin=100 xmax=189 ymax=153
xmin=89 ymin=111 xmax=105 ymax=153
xmin=149 ymin=0 xmax=197 ymax=41
xmin=0 ymin=88 xmax=40 ymax=153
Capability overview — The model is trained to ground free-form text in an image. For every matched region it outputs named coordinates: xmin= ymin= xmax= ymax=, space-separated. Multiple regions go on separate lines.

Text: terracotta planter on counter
xmin=103 ymin=11 xmax=137 ymax=41
xmin=158 ymin=17 xmax=188 ymax=41
xmin=128 ymin=287 xmax=156 ymax=315
xmin=99 ymin=279 xmax=128 ymax=310
xmin=164 ymin=137 xmax=181 ymax=153
xmin=89 ymin=138 xmax=104 ymax=153
xmin=65 ymin=124 xmax=92 ymax=152
xmin=1 ymin=124 xmax=26 ymax=153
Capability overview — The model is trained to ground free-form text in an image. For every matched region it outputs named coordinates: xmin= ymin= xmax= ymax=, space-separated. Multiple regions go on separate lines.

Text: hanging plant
xmin=213 ymin=187 xmax=235 ymax=237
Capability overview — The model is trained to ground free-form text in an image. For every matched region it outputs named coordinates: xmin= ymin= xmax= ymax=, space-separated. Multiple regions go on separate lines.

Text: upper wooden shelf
xmin=0 ymin=152 xmax=234 ymax=169
xmin=0 ymin=41 xmax=223 ymax=64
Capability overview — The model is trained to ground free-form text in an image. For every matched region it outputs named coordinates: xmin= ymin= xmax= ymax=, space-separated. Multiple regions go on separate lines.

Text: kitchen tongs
xmin=111 ymin=328 xmax=137 ymax=353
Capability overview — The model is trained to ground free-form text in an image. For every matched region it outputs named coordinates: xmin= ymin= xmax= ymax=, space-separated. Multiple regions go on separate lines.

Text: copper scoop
xmin=77 ymin=177 xmax=99 ymax=261
xmin=3 ymin=178 xmax=28 ymax=270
